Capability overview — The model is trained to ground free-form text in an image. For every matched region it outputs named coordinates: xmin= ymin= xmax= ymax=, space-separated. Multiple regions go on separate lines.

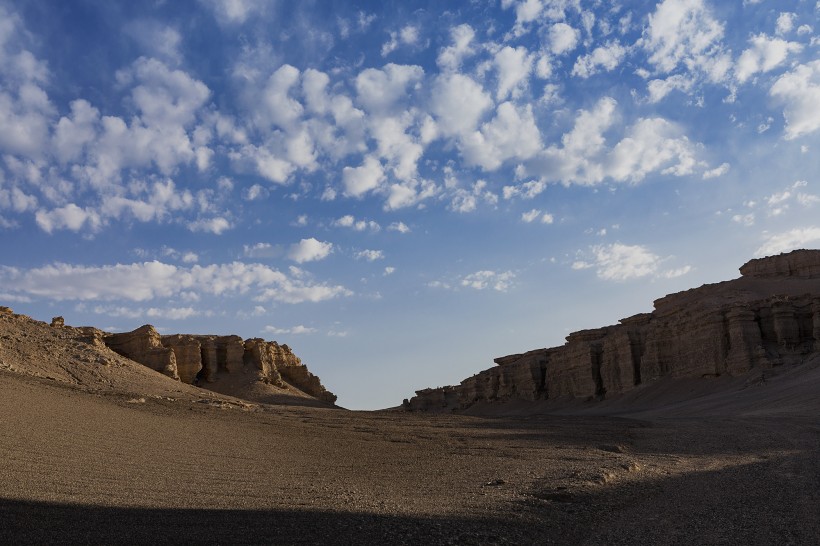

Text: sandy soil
xmin=1 ymin=311 xmax=818 ymax=544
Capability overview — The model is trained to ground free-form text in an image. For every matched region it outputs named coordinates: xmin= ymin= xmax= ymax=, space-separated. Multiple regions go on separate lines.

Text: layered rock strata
xmin=405 ymin=249 xmax=820 ymax=412
xmin=104 ymin=328 xmax=336 ymax=404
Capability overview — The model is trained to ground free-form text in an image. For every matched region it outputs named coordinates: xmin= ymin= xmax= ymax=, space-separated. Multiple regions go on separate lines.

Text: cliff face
xmin=105 ymin=328 xmax=337 ymax=405
xmin=404 ymin=249 xmax=820 ymax=412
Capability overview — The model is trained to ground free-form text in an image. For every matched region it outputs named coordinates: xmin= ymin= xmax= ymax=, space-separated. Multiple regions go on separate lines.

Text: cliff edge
xmin=404 ymin=249 xmax=820 ymax=412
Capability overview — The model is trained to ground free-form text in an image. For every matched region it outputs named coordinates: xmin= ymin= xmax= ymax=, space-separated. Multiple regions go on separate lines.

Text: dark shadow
xmin=0 ymin=499 xmax=537 ymax=545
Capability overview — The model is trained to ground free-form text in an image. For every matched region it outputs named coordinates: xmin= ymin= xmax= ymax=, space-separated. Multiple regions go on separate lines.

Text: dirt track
xmin=2 ymin=370 xmax=818 ymax=545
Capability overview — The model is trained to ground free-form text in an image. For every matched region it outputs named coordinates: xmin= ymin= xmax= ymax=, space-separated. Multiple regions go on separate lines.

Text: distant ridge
xmin=0 ymin=308 xmax=336 ymax=408
xmin=404 ymin=249 xmax=820 ymax=412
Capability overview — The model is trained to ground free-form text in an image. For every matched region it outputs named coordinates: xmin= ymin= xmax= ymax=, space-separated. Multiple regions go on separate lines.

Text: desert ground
xmin=1 ymin=310 xmax=819 ymax=544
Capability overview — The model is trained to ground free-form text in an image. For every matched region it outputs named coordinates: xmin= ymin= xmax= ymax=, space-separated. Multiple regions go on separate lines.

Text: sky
xmin=0 ymin=0 xmax=819 ymax=409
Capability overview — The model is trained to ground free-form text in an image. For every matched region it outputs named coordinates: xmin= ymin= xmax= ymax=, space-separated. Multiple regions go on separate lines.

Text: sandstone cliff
xmin=404 ymin=249 xmax=820 ymax=412
xmin=104 ymin=328 xmax=337 ymax=405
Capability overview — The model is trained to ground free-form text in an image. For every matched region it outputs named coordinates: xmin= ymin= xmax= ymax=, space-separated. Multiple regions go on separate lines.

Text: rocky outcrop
xmin=405 ymin=249 xmax=820 ymax=412
xmin=105 ymin=325 xmax=179 ymax=380
xmin=103 ymin=327 xmax=336 ymax=405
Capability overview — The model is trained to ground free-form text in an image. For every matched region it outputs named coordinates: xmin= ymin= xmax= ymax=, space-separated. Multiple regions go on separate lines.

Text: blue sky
xmin=1 ymin=0 xmax=819 ymax=409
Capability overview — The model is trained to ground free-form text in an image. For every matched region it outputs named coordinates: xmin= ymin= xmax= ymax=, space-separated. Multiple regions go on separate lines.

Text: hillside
xmin=0 ymin=308 xmax=335 ymax=408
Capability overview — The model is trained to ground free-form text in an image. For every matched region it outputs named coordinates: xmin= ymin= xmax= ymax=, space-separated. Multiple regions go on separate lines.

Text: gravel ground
xmin=2 ymin=372 xmax=818 ymax=545
xmin=1 ymin=311 xmax=818 ymax=545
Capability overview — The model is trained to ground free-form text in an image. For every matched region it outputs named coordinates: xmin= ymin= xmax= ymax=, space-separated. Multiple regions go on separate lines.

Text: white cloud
xmin=494 ymin=46 xmax=532 ymax=101
xmin=549 ymin=23 xmax=580 ymax=55
xmin=243 ymin=184 xmax=268 ymax=201
xmin=646 ymin=74 xmax=695 ymax=103
xmin=770 ymin=61 xmax=820 ymax=140
xmin=332 ymin=215 xmax=380 ymax=231
xmin=381 ymin=25 xmax=419 ymax=57
xmin=383 ymin=266 xmax=395 ymax=275
xmin=35 ymin=204 xmax=101 ymax=234
xmin=0 ymin=261 xmax=351 ymax=304
xmin=460 ymin=102 xmax=542 ymax=171
xmin=355 ymin=249 xmax=384 ymax=261
xmin=776 ymin=12 xmax=796 ymax=36
xmin=735 ymin=34 xmax=802 ymax=84
xmin=287 ymin=238 xmax=333 ymax=263
xmin=355 ymin=63 xmax=423 ymax=115
xmin=437 ymin=24 xmax=475 ymax=72
xmin=342 ymin=155 xmax=385 ymax=197
xmin=430 ymin=73 xmax=492 ymax=137
xmin=200 ymin=0 xmax=267 ymax=25
xmin=572 ymin=41 xmax=627 ymax=78
xmin=460 ymin=270 xmax=515 ymax=292
xmin=732 ymin=213 xmax=755 ymax=226
xmin=124 ymin=20 xmax=183 ymax=65
xmin=187 ymin=216 xmax=232 ymax=234
xmin=264 ymin=325 xmax=317 ymax=335
xmin=703 ymin=162 xmax=730 ymax=179
xmin=448 ymin=180 xmax=497 ymax=213
xmin=755 ymin=227 xmax=820 ymax=257
xmin=387 ymin=221 xmax=411 ymax=233
xmin=577 ymin=243 xmax=691 ymax=281
xmin=520 ymin=209 xmax=553 ymax=224
xmin=181 ymin=252 xmax=199 ymax=264
xmin=607 ymin=117 xmax=699 ymax=182
xmin=502 ymin=179 xmax=547 ymax=200
xmin=587 ymin=243 xmax=661 ymax=281
xmin=641 ymin=0 xmax=726 ymax=76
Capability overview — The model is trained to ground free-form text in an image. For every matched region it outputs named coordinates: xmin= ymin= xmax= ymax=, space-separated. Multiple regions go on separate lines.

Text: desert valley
xmin=2 ymin=250 xmax=819 ymax=544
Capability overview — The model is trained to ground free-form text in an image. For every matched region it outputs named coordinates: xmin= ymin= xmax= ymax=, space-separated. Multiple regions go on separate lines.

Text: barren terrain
xmin=1 ymin=310 xmax=819 ymax=544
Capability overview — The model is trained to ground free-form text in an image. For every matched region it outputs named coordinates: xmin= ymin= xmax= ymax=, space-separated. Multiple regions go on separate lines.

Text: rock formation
xmin=103 ymin=327 xmax=337 ymax=405
xmin=105 ymin=325 xmax=179 ymax=381
xmin=404 ymin=249 xmax=820 ymax=412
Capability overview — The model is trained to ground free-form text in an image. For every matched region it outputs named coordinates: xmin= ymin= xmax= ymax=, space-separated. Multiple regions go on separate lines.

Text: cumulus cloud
xmin=431 ymin=73 xmax=493 ymax=137
xmin=381 ymin=25 xmax=420 ymax=57
xmin=287 ymin=238 xmax=333 ymax=263
xmin=332 ymin=215 xmax=380 ymax=231
xmin=493 ymin=46 xmax=532 ymax=101
xmin=354 ymin=249 xmax=384 ymax=261
xmin=521 ymin=209 xmax=554 ymax=224
xmin=735 ymin=34 xmax=802 ymax=83
xmin=549 ymin=23 xmax=580 ymax=55
xmin=264 ymin=324 xmax=317 ymax=335
xmin=187 ymin=216 xmax=231 ymax=234
xmin=703 ymin=162 xmax=730 ymax=179
xmin=572 ymin=41 xmax=627 ymax=78
xmin=460 ymin=102 xmax=542 ymax=171
xmin=200 ymin=0 xmax=267 ymax=26
xmin=770 ymin=61 xmax=820 ymax=140
xmin=641 ymin=0 xmax=725 ymax=75
xmin=387 ymin=221 xmax=411 ymax=233
xmin=342 ymin=155 xmax=385 ymax=197
xmin=35 ymin=204 xmax=101 ymax=234
xmin=0 ymin=261 xmax=351 ymax=304
xmin=460 ymin=270 xmax=515 ymax=292
xmin=755 ymin=227 xmax=820 ymax=257
xmin=437 ymin=24 xmax=475 ymax=72
xmin=575 ymin=243 xmax=690 ymax=281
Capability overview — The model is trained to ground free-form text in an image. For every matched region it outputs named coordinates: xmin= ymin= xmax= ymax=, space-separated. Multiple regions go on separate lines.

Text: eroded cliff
xmin=404 ymin=249 xmax=820 ymax=412
xmin=105 ymin=327 xmax=337 ymax=405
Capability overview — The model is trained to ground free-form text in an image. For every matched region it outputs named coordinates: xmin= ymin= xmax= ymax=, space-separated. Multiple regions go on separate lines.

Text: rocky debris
xmin=50 ymin=316 xmax=64 ymax=328
xmin=405 ymin=249 xmax=820 ymax=412
xmin=0 ymin=306 xmax=12 ymax=315
xmin=102 ymin=326 xmax=336 ymax=405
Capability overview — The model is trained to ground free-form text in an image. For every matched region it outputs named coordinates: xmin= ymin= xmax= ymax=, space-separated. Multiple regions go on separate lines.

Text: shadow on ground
xmin=1 ymin=499 xmax=534 ymax=545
